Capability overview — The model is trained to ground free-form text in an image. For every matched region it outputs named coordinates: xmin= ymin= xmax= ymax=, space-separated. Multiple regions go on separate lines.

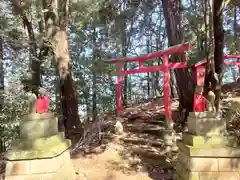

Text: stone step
xmin=129 ymin=145 xmax=166 ymax=160
xmin=126 ymin=125 xmax=165 ymax=137
xmin=120 ymin=136 xmax=164 ymax=147
xmin=140 ymin=156 xmax=173 ymax=168
xmin=125 ymin=122 xmax=163 ymax=129
xmin=134 ymin=119 xmax=165 ymax=126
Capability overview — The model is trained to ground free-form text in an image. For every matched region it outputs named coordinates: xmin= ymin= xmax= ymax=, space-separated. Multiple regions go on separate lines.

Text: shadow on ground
xmin=71 ymin=98 xmax=179 ymax=180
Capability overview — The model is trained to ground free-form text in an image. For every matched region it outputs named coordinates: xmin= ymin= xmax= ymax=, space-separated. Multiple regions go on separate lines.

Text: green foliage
xmin=0 ymin=94 xmax=28 ymax=151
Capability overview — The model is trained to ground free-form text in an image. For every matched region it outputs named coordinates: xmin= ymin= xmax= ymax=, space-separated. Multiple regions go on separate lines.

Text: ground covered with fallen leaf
xmin=71 ymin=98 xmax=180 ymax=180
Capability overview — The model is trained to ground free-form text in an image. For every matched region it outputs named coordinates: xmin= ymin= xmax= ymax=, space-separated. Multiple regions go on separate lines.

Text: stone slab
xmin=198 ymin=172 xmax=240 ymax=180
xmin=218 ymin=158 xmax=240 ymax=171
xmin=20 ymin=117 xmax=58 ymax=139
xmin=189 ymin=111 xmax=222 ymax=119
xmin=178 ymin=150 xmax=218 ymax=171
xmin=5 ymin=160 xmax=31 ymax=176
xmin=187 ymin=116 xmax=226 ymax=136
xmin=5 ymin=150 xmax=76 ymax=180
xmin=22 ymin=113 xmax=55 ymax=121
xmin=182 ymin=133 xmax=237 ymax=147
xmin=176 ymin=162 xmax=199 ymax=180
xmin=176 ymin=162 xmax=240 ymax=180
xmin=177 ymin=140 xmax=240 ymax=157
xmin=5 ymin=134 xmax=71 ymax=160
xmin=12 ymin=132 xmax=65 ymax=150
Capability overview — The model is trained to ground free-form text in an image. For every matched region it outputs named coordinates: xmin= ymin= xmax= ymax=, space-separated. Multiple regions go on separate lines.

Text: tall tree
xmin=92 ymin=28 xmax=97 ymax=121
xmin=233 ymin=7 xmax=239 ymax=53
xmin=10 ymin=0 xmax=41 ymax=95
xmin=120 ymin=16 xmax=128 ymax=106
xmin=0 ymin=36 xmax=3 ymax=152
xmin=162 ymin=0 xmax=195 ymax=125
xmin=42 ymin=0 xmax=80 ymax=138
xmin=204 ymin=0 xmax=225 ymax=111
xmin=0 ymin=37 xmax=3 ymax=110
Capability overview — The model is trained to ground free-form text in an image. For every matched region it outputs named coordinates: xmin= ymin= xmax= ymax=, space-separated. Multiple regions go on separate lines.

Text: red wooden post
xmin=116 ymin=62 xmax=123 ymax=113
xmin=117 ymin=75 xmax=123 ymax=113
xmin=163 ymin=54 xmax=172 ymax=121
xmin=238 ymin=58 xmax=240 ymax=72
xmin=138 ymin=60 xmax=143 ymax=68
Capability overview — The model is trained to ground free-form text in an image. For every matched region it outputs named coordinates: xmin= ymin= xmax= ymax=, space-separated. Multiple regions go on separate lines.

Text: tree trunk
xmin=212 ymin=0 xmax=225 ymax=111
xmin=42 ymin=0 xmax=80 ymax=138
xmin=0 ymin=37 xmax=3 ymax=109
xmin=170 ymin=70 xmax=176 ymax=98
xmin=11 ymin=1 xmax=41 ymax=93
xmin=162 ymin=0 xmax=195 ymax=123
xmin=0 ymin=37 xmax=4 ymax=153
xmin=234 ymin=7 xmax=239 ymax=53
xmin=203 ymin=0 xmax=225 ymax=112
xmin=123 ymin=57 xmax=127 ymax=106
xmin=147 ymin=37 xmax=151 ymax=98
xmin=121 ymin=18 xmax=127 ymax=106
xmin=22 ymin=14 xmax=41 ymax=94
xmin=53 ymin=28 xmax=80 ymax=137
xmin=92 ymin=28 xmax=97 ymax=122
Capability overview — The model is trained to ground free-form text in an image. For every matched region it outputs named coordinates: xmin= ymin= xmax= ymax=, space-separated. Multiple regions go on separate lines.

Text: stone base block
xmin=177 ymin=140 xmax=240 ymax=157
xmin=188 ymin=111 xmax=222 ymax=119
xmin=178 ymin=150 xmax=218 ymax=171
xmin=176 ymin=162 xmax=240 ymax=180
xmin=187 ymin=114 xmax=225 ymax=136
xmin=177 ymin=141 xmax=240 ymax=180
xmin=5 ymin=150 xmax=76 ymax=180
xmin=20 ymin=114 xmax=58 ymax=139
xmin=5 ymin=133 xmax=71 ymax=160
xmin=182 ymin=133 xmax=237 ymax=147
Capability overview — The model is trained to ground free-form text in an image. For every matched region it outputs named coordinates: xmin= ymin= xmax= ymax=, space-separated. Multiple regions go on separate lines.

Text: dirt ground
xmin=72 ymin=135 xmax=175 ymax=180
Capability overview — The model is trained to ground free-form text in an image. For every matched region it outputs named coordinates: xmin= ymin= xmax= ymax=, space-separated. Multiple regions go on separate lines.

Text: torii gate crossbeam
xmin=105 ymin=43 xmax=192 ymax=121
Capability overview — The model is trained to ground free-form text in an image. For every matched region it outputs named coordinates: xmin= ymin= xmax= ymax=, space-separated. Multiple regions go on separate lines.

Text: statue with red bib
xmin=21 ymin=71 xmax=49 ymax=113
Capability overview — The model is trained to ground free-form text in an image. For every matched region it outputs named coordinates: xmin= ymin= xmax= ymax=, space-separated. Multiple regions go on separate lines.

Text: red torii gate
xmin=106 ymin=43 xmax=192 ymax=121
xmin=224 ymin=55 xmax=240 ymax=70
xmin=192 ymin=55 xmax=240 ymax=112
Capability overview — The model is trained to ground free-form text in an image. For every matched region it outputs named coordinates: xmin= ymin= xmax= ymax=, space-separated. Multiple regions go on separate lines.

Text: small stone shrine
xmin=176 ymin=99 xmax=240 ymax=180
xmin=4 ymin=77 xmax=76 ymax=179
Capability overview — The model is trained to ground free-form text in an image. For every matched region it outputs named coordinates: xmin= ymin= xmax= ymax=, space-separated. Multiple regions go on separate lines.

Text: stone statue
xmin=114 ymin=120 xmax=124 ymax=135
xmin=38 ymin=87 xmax=49 ymax=96
xmin=206 ymin=90 xmax=216 ymax=112
xmin=205 ymin=81 xmax=216 ymax=112
xmin=21 ymin=71 xmax=49 ymax=114
xmin=26 ymin=91 xmax=37 ymax=113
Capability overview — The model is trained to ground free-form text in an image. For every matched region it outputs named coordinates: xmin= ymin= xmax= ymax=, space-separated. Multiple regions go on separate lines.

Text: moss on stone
xmin=182 ymin=133 xmax=237 ymax=147
xmin=5 ymin=133 xmax=71 ymax=160
xmin=177 ymin=140 xmax=240 ymax=158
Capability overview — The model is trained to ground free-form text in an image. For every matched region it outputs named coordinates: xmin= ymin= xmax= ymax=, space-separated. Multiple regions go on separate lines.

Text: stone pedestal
xmin=176 ymin=111 xmax=240 ymax=180
xmin=4 ymin=113 xmax=76 ymax=180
